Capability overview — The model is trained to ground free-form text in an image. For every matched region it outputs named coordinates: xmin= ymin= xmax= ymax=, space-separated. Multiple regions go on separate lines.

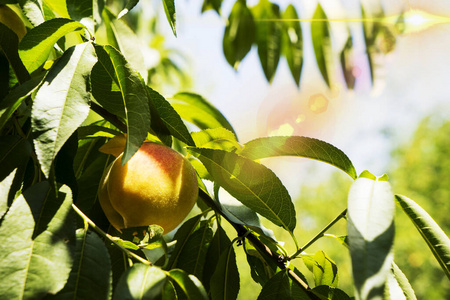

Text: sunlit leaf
xmin=170 ymin=92 xmax=237 ymax=138
xmin=210 ymin=243 xmax=240 ymax=300
xmin=32 ymin=42 xmax=97 ymax=177
xmin=43 ymin=0 xmax=70 ymax=19
xmin=312 ymin=285 xmax=352 ymax=300
xmin=191 ymin=128 xmax=240 ymax=151
xmin=0 ymin=75 xmax=44 ymax=131
xmin=311 ymin=4 xmax=333 ymax=88
xmin=19 ymin=18 xmax=86 ymax=73
xmin=252 ymin=0 xmax=282 ymax=82
xmin=187 ymin=147 xmax=296 ymax=232
xmin=395 ymin=194 xmax=450 ymax=280
xmin=0 ymin=23 xmax=30 ymax=84
xmin=19 ymin=0 xmax=45 ymax=26
xmin=148 ymin=87 xmax=195 ymax=146
xmin=223 ymin=0 xmax=255 ymax=69
xmin=167 ymin=269 xmax=208 ymax=300
xmin=239 ymin=136 xmax=357 ymax=179
xmin=387 ymin=262 xmax=417 ymax=300
xmin=50 ymin=229 xmax=112 ymax=300
xmin=347 ymin=172 xmax=395 ymax=300
xmin=114 ymin=264 xmax=167 ymax=299
xmin=257 ymin=269 xmax=308 ymax=299
xmin=92 ymin=45 xmax=151 ymax=166
xmin=282 ymin=4 xmax=303 ymax=86
xmin=162 ymin=0 xmax=176 ymax=36
xmin=0 ymin=183 xmax=76 ymax=299
xmin=103 ymin=8 xmax=147 ymax=80
xmin=77 ymin=125 xmax=121 ymax=139
xmin=302 ymin=251 xmax=339 ymax=288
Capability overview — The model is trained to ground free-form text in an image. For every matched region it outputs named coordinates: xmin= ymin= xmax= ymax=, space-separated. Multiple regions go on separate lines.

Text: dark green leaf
xmin=257 ymin=269 xmax=308 ymax=300
xmin=0 ymin=183 xmax=76 ymax=299
xmin=191 ymin=128 xmax=240 ymax=151
xmin=311 ymin=4 xmax=333 ymax=88
xmin=114 ymin=264 xmax=167 ymax=300
xmin=347 ymin=173 xmax=395 ymax=300
xmin=170 ymin=92 xmax=237 ymax=138
xmin=32 ymin=42 xmax=97 ymax=177
xmin=302 ymin=251 xmax=339 ymax=288
xmin=222 ymin=0 xmax=255 ymax=69
xmin=49 ymin=229 xmax=112 ymax=300
xmin=92 ymin=45 xmax=151 ymax=166
xmin=55 ymin=131 xmax=79 ymax=198
xmin=239 ymin=136 xmax=357 ymax=179
xmin=395 ymin=194 xmax=450 ymax=280
xmin=167 ymin=269 xmax=208 ymax=300
xmin=19 ymin=18 xmax=86 ymax=73
xmin=0 ymin=23 xmax=30 ymax=84
xmin=0 ymin=74 xmax=44 ymax=131
xmin=170 ymin=219 xmax=213 ymax=281
xmin=203 ymin=226 xmax=232 ymax=291
xmin=252 ymin=0 xmax=282 ymax=82
xmin=282 ymin=4 xmax=303 ymax=86
xmin=117 ymin=0 xmax=139 ymax=18
xmin=312 ymin=285 xmax=351 ymax=300
xmin=66 ymin=0 xmax=94 ymax=31
xmin=210 ymin=243 xmax=239 ymax=300
xmin=162 ymin=0 xmax=176 ymax=36
xmin=148 ymin=87 xmax=195 ymax=146
xmin=244 ymin=240 xmax=277 ymax=286
xmin=187 ymin=147 xmax=296 ymax=232
xmin=340 ymin=34 xmax=356 ymax=90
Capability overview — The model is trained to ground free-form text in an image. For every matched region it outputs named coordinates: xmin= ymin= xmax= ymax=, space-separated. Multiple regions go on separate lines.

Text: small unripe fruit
xmin=0 ymin=5 xmax=26 ymax=40
xmin=98 ymin=142 xmax=198 ymax=234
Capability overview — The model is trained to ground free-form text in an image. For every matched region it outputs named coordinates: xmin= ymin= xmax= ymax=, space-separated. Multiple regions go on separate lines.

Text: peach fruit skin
xmin=98 ymin=142 xmax=198 ymax=234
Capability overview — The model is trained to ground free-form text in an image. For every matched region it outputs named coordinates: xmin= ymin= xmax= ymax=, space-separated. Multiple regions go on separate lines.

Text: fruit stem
xmin=71 ymin=203 xmax=151 ymax=266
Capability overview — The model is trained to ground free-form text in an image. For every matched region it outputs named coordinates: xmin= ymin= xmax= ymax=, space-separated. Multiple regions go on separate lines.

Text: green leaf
xmin=202 ymin=226 xmax=232 ymax=291
xmin=347 ymin=175 xmax=395 ymax=300
xmin=244 ymin=240 xmax=277 ymax=286
xmin=114 ymin=264 xmax=167 ymax=299
xmin=252 ymin=0 xmax=282 ymax=82
xmin=117 ymin=0 xmax=139 ymax=18
xmin=384 ymin=262 xmax=417 ymax=300
xmin=170 ymin=92 xmax=237 ymax=138
xmin=302 ymin=251 xmax=339 ymax=288
xmin=0 ymin=23 xmax=30 ymax=84
xmin=282 ymin=4 xmax=303 ymax=86
xmin=147 ymin=87 xmax=195 ymax=146
xmin=167 ymin=269 xmax=208 ymax=300
xmin=222 ymin=0 xmax=255 ymax=69
xmin=201 ymin=0 xmax=222 ymax=14
xmin=50 ymin=229 xmax=112 ymax=300
xmin=66 ymin=0 xmax=94 ymax=32
xmin=32 ymin=42 xmax=97 ymax=177
xmin=77 ymin=125 xmax=121 ymax=139
xmin=19 ymin=18 xmax=86 ymax=73
xmin=187 ymin=147 xmax=296 ymax=232
xmin=169 ymin=219 xmax=214 ymax=281
xmin=162 ymin=0 xmax=176 ymax=36
xmin=0 ymin=74 xmax=44 ymax=131
xmin=0 ymin=183 xmax=76 ymax=299
xmin=395 ymin=194 xmax=450 ymax=280
xmin=0 ymin=168 xmax=17 ymax=218
xmin=43 ymin=0 xmax=70 ymax=19
xmin=210 ymin=243 xmax=240 ymax=300
xmin=239 ymin=136 xmax=357 ymax=179
xmin=191 ymin=128 xmax=240 ymax=151
xmin=102 ymin=8 xmax=147 ymax=80
xmin=311 ymin=4 xmax=333 ymax=88
xmin=92 ymin=45 xmax=151 ymax=166
xmin=257 ymin=269 xmax=308 ymax=300
xmin=340 ymin=34 xmax=356 ymax=90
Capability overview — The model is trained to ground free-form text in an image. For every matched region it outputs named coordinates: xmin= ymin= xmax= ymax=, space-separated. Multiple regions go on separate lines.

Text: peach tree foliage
xmin=0 ymin=0 xmax=448 ymax=299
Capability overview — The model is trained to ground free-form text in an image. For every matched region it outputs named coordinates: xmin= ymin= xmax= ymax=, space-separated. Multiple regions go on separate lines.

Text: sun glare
xmin=403 ymin=9 xmax=450 ymax=33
